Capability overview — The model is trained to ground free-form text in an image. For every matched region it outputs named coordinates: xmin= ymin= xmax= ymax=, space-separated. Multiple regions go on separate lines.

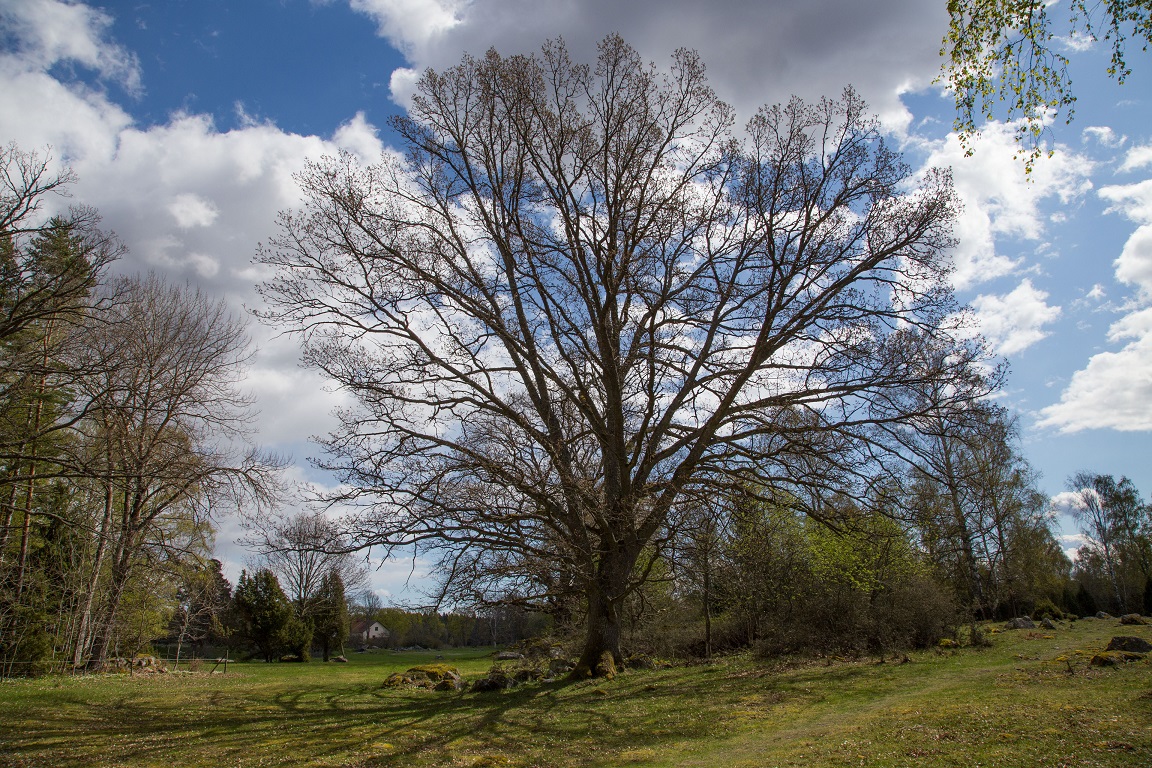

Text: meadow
xmin=1 ymin=619 xmax=1150 ymax=767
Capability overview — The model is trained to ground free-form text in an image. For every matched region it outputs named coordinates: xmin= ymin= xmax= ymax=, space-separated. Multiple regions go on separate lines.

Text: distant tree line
xmin=152 ymin=564 xmax=546 ymax=664
xmin=348 ymin=597 xmax=550 ymax=650
xmin=1065 ymin=472 xmax=1152 ymax=617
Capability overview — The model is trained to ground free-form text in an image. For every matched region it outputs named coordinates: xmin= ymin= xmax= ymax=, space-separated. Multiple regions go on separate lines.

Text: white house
xmin=350 ymin=619 xmax=389 ymax=646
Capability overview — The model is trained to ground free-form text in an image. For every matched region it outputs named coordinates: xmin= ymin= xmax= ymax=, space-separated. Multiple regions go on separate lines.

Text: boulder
xmin=406 ymin=664 xmax=462 ymax=683
xmin=93 ymin=656 xmax=169 ymax=674
xmin=512 ymin=638 xmax=568 ymax=660
xmin=548 ymin=658 xmax=576 ymax=676
xmin=470 ymin=677 xmax=501 ymax=692
xmin=513 ymin=667 xmax=544 ymax=684
xmin=382 ymin=672 xmax=411 ymax=688
xmin=1090 ymin=651 xmax=1146 ymax=667
xmin=433 ymin=677 xmax=464 ymax=691
xmin=1106 ymin=636 xmax=1152 ymax=653
xmin=1119 ymin=614 xmax=1149 ymax=626
xmin=1041 ymin=617 xmax=1058 ymax=630
xmin=1096 ymin=611 xmax=1114 ymax=620
xmin=471 ymin=670 xmax=515 ymax=692
xmin=1004 ymin=616 xmax=1036 ymax=630
xmin=495 ymin=651 xmax=524 ymax=661
xmin=382 ymin=665 xmax=462 ymax=690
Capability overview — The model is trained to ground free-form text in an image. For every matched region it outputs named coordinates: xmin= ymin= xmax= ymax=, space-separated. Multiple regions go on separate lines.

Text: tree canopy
xmin=942 ymin=0 xmax=1152 ymax=169
xmin=258 ymin=35 xmax=992 ymax=673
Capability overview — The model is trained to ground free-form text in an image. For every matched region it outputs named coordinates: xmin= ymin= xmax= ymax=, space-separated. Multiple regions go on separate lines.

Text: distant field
xmin=1 ymin=622 xmax=1150 ymax=767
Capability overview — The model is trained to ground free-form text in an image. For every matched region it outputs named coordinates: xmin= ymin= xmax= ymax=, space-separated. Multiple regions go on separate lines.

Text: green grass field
xmin=1 ymin=620 xmax=1150 ymax=767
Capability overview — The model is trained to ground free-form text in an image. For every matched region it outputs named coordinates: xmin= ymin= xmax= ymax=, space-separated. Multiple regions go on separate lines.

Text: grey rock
xmin=1106 ymin=636 xmax=1152 ymax=653
xmin=471 ymin=672 xmax=515 ymax=692
xmin=548 ymin=658 xmax=575 ymax=676
xmin=1091 ymin=650 xmax=1145 ymax=666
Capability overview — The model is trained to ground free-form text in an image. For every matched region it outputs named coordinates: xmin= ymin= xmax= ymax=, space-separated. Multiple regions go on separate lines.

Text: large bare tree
xmin=258 ymin=36 xmax=988 ymax=672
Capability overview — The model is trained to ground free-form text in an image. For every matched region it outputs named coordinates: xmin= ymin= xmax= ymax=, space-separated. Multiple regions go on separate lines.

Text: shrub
xmin=1031 ymin=598 xmax=1069 ymax=621
xmin=278 ymin=615 xmax=314 ymax=661
xmin=0 ymin=603 xmax=54 ymax=677
xmin=751 ymin=570 xmax=957 ymax=659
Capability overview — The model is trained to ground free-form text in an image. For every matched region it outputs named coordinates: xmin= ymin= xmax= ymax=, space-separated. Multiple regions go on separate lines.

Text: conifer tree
xmin=312 ymin=570 xmax=348 ymax=662
xmin=232 ymin=569 xmax=292 ymax=662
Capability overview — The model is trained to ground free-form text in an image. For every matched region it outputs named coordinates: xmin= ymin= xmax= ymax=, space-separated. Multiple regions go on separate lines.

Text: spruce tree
xmin=313 ymin=571 xmax=348 ymax=662
xmin=232 ymin=569 xmax=292 ymax=662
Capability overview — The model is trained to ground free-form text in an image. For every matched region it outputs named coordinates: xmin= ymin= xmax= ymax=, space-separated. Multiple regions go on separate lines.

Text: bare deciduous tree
xmin=70 ymin=274 xmax=283 ymax=666
xmin=244 ymin=509 xmax=368 ymax=616
xmin=258 ymin=36 xmax=987 ymax=672
xmin=1068 ymin=472 xmax=1150 ymax=613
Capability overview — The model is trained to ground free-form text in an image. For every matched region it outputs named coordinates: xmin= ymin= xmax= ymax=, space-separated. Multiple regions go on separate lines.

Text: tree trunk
xmin=937 ymin=433 xmax=987 ymax=618
xmin=1101 ymin=538 xmax=1126 ymax=614
xmin=14 ymin=459 xmax=38 ymax=599
xmin=72 ymin=472 xmax=115 ymax=666
xmin=14 ymin=327 xmax=52 ymax=599
xmin=174 ymin=631 xmax=186 ymax=671
xmin=573 ymin=589 xmax=623 ymax=676
xmin=571 ymin=544 xmax=638 ymax=677
xmin=87 ymin=540 xmax=133 ymax=667
xmin=703 ymin=564 xmax=712 ymax=660
xmin=0 ymin=477 xmax=19 ymax=568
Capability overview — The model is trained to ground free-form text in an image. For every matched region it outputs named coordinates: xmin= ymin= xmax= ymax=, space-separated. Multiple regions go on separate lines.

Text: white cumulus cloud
xmin=1038 ymin=326 xmax=1152 ymax=434
xmin=168 ymin=193 xmax=220 ymax=229
xmin=1039 ymin=170 xmax=1152 ymax=433
xmin=1119 ymin=144 xmax=1152 ymax=173
xmin=971 ymin=279 xmax=1062 ymax=356
xmin=912 ymin=120 xmax=1094 ymax=290
xmin=1082 ymin=125 xmax=1125 ymax=148
xmin=0 ymin=0 xmax=141 ymax=92
xmin=1099 ymin=180 xmax=1152 ymax=296
xmin=348 ymin=0 xmax=465 ymax=57
xmin=1037 ymin=327 xmax=1152 ymax=432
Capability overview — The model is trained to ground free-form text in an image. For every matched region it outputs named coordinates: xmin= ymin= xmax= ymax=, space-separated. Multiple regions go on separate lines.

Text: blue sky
xmin=2 ymin=0 xmax=1150 ymax=598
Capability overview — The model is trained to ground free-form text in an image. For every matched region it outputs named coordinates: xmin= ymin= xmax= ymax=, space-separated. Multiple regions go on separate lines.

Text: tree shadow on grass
xmin=266 ymin=675 xmax=730 ymax=766
xmin=0 ymin=666 xmax=778 ymax=767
